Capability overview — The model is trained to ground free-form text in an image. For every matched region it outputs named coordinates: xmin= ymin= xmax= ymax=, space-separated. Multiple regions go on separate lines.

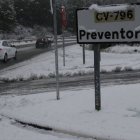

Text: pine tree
xmin=0 ymin=0 xmax=16 ymax=32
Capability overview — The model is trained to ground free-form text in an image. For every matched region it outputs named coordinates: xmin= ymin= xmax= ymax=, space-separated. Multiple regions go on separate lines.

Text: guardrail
xmin=10 ymin=36 xmax=76 ymax=48
xmin=10 ymin=39 xmax=36 ymax=48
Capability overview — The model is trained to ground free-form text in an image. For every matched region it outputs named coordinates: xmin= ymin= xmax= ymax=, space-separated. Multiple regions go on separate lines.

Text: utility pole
xmin=53 ymin=0 xmax=60 ymax=100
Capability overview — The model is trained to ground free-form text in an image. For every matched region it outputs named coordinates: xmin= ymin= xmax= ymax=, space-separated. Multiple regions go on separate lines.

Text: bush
xmin=112 ymin=66 xmax=122 ymax=72
xmin=101 ymin=69 xmax=107 ymax=73
xmin=123 ymin=66 xmax=133 ymax=71
xmin=30 ymin=73 xmax=38 ymax=80
xmin=48 ymin=73 xmax=55 ymax=78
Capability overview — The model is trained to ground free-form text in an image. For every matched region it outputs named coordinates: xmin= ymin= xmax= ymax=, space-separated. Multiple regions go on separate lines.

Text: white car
xmin=0 ymin=40 xmax=17 ymax=62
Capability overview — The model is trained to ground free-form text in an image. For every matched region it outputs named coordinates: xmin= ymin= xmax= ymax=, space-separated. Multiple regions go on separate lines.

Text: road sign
xmin=76 ymin=4 xmax=140 ymax=43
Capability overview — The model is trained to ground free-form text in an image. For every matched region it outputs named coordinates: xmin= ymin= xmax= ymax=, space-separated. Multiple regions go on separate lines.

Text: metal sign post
xmin=62 ymin=31 xmax=65 ymax=66
xmin=94 ymin=45 xmax=101 ymax=111
xmin=53 ymin=0 xmax=60 ymax=100
xmin=82 ymin=44 xmax=85 ymax=64
xmin=61 ymin=5 xmax=67 ymax=66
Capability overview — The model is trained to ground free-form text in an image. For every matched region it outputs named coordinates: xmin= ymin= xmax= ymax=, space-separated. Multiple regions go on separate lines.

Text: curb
xmin=1 ymin=114 xmax=120 ymax=140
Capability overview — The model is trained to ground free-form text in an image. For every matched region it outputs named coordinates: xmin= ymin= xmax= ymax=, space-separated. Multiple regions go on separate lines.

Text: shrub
xmin=123 ymin=66 xmax=133 ymax=71
xmin=30 ymin=73 xmax=38 ymax=80
xmin=101 ymin=69 xmax=107 ymax=73
xmin=112 ymin=66 xmax=122 ymax=72
xmin=48 ymin=73 xmax=55 ymax=78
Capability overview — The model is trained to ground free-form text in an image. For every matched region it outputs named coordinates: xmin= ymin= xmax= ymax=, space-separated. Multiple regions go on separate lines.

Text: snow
xmin=0 ymin=118 xmax=84 ymax=140
xmin=1 ymin=43 xmax=140 ymax=139
xmin=89 ymin=4 xmax=129 ymax=12
xmin=12 ymin=40 xmax=36 ymax=46
xmin=0 ymin=84 xmax=140 ymax=140
xmin=0 ymin=44 xmax=140 ymax=80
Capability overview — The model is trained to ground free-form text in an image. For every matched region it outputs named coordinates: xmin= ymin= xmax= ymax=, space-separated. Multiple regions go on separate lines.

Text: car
xmin=46 ymin=35 xmax=54 ymax=43
xmin=35 ymin=37 xmax=52 ymax=48
xmin=0 ymin=40 xmax=17 ymax=63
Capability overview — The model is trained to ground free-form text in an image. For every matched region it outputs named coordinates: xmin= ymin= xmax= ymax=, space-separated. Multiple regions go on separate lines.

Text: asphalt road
xmin=0 ymin=70 xmax=140 ymax=96
xmin=0 ymin=37 xmax=140 ymax=96
xmin=0 ymin=41 xmax=76 ymax=70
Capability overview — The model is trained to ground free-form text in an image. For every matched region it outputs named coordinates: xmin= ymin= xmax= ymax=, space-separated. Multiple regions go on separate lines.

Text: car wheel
xmin=14 ymin=52 xmax=17 ymax=60
xmin=3 ymin=53 xmax=8 ymax=63
xmin=36 ymin=44 xmax=39 ymax=48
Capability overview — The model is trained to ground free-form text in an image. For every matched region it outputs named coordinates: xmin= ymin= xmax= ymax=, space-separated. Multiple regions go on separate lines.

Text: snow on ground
xmin=0 ymin=84 xmax=140 ymax=140
xmin=0 ymin=117 xmax=87 ymax=140
xmin=0 ymin=44 xmax=140 ymax=80
xmin=1 ymin=43 xmax=140 ymax=139
xmin=104 ymin=44 xmax=140 ymax=54
xmin=12 ymin=40 xmax=36 ymax=46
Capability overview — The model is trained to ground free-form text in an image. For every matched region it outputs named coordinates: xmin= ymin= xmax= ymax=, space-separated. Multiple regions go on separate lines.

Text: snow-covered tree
xmin=0 ymin=0 xmax=16 ymax=32
xmin=14 ymin=0 xmax=52 ymax=27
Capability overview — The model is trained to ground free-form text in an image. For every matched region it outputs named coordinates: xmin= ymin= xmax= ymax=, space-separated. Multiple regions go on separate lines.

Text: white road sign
xmin=76 ymin=4 xmax=140 ymax=43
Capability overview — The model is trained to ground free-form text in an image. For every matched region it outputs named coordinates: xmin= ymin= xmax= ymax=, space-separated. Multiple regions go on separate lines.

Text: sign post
xmin=62 ymin=31 xmax=65 ymax=66
xmin=94 ymin=45 xmax=101 ymax=110
xmin=61 ymin=5 xmax=67 ymax=66
xmin=76 ymin=3 xmax=140 ymax=110
xmin=83 ymin=44 xmax=85 ymax=64
xmin=53 ymin=0 xmax=60 ymax=100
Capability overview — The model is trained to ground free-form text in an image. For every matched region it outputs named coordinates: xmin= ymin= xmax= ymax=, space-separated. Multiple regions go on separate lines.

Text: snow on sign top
xmin=89 ymin=4 xmax=129 ymax=12
xmin=76 ymin=4 xmax=140 ymax=43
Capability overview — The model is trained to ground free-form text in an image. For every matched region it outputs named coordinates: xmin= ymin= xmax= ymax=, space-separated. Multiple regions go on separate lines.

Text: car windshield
xmin=2 ymin=41 xmax=10 ymax=47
